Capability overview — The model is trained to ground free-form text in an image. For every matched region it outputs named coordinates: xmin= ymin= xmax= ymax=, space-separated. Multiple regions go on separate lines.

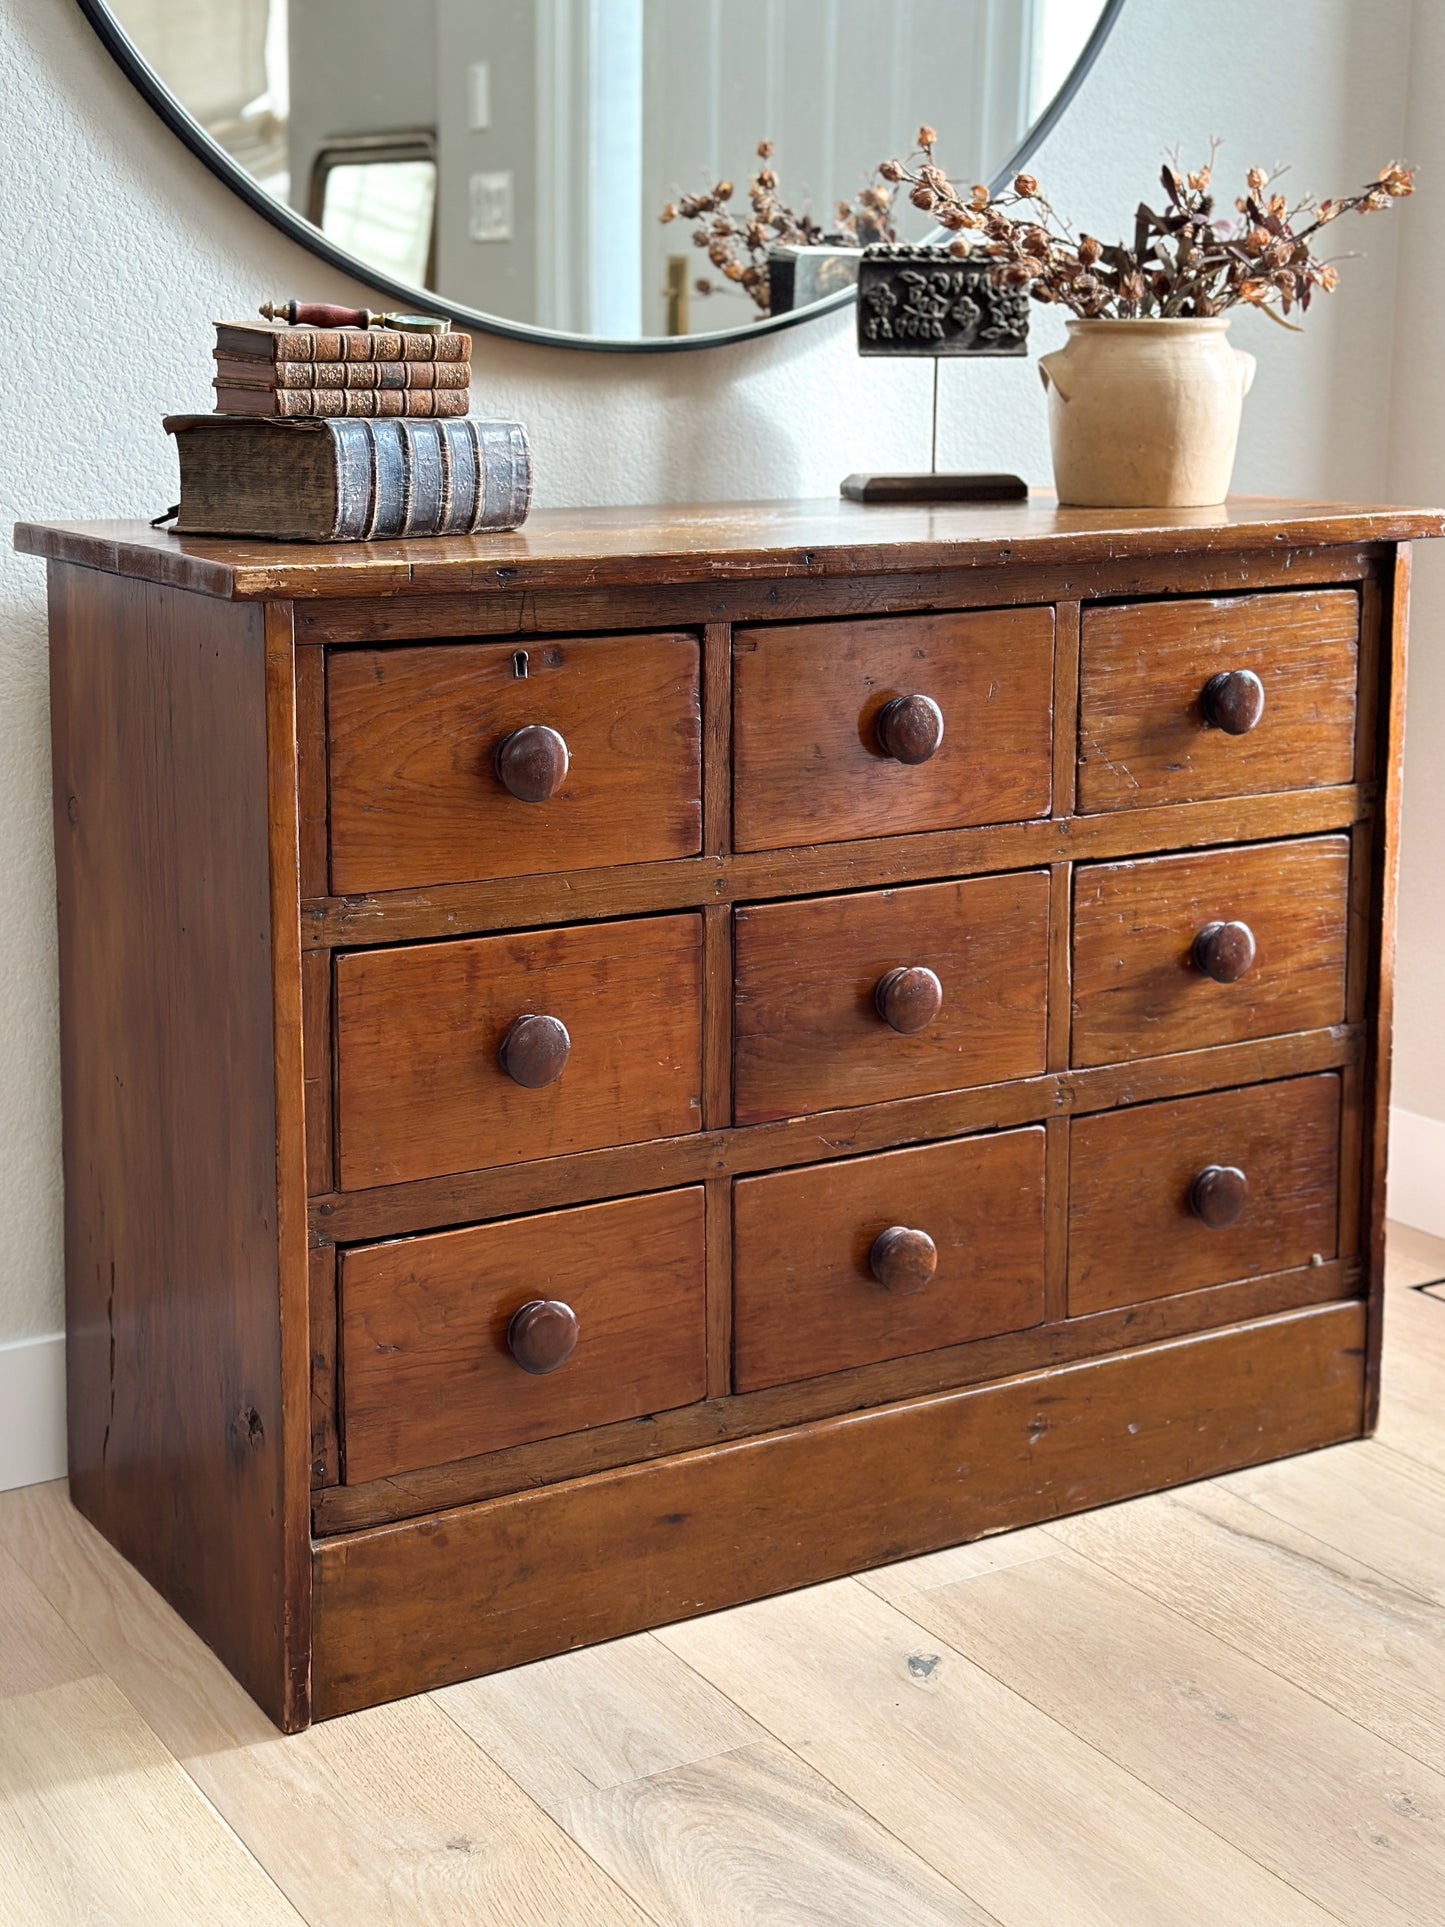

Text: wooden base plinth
xmin=310 ymin=1300 xmax=1364 ymax=1723
xmin=840 ymin=471 xmax=1029 ymax=504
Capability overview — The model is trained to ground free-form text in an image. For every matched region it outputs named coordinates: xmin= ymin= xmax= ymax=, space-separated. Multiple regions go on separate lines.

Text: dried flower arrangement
xmin=879 ymin=131 xmax=1415 ymax=325
xmin=660 ymin=141 xmax=899 ymax=312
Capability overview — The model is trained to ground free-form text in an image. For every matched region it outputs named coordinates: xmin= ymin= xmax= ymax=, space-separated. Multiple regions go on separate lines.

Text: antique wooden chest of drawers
xmin=18 ymin=497 xmax=1440 ymax=1731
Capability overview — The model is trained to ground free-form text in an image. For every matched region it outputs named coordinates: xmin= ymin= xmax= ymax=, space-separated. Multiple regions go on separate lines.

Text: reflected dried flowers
xmin=660 ymin=140 xmax=899 ymax=312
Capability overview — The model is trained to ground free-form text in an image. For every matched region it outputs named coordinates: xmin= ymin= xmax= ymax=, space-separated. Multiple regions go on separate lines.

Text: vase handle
xmin=1236 ymin=348 xmax=1257 ymax=397
xmin=1039 ymin=350 xmax=1070 ymax=402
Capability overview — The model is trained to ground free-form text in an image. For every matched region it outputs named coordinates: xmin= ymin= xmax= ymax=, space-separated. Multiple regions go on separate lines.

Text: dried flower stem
xmin=879 ymin=133 xmax=1415 ymax=321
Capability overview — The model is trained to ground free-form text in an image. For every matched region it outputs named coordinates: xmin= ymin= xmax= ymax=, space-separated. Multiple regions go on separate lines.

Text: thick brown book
xmin=213 ymin=385 xmax=470 ymax=419
xmin=213 ymin=320 xmax=470 ymax=363
xmin=214 ymin=355 xmax=471 ymax=390
xmin=164 ymin=414 xmax=532 ymax=541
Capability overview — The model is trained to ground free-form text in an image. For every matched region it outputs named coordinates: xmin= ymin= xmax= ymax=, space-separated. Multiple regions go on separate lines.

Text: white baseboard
xmin=0 ymin=1333 xmax=67 ymax=1493
xmin=1388 ymin=1106 xmax=1445 ymax=1240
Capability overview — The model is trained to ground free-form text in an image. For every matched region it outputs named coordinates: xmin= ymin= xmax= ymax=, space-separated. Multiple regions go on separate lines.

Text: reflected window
xmin=307 ymin=137 xmax=438 ymax=290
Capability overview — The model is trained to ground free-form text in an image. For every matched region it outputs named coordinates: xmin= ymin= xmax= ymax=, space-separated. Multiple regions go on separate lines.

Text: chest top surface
xmin=14 ymin=497 xmax=1444 ymax=602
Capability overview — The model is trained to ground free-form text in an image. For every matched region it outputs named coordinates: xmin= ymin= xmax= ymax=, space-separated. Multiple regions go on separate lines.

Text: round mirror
xmin=81 ymin=0 xmax=1124 ymax=352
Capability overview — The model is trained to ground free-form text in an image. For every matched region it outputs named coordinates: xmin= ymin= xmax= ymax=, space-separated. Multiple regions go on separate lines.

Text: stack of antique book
xmin=160 ymin=312 xmax=531 ymax=541
xmin=212 ymin=318 xmax=472 ymax=418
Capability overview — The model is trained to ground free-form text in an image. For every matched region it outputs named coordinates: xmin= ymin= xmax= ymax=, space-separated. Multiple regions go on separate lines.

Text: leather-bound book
xmin=214 ymin=356 xmax=472 ymax=390
xmin=164 ymin=415 xmax=532 ymax=540
xmin=214 ymin=321 xmax=470 ymax=362
xmin=212 ymin=385 xmax=471 ymax=419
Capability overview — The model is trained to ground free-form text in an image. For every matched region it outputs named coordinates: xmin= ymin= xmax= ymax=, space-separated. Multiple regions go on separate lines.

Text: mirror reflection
xmin=109 ymin=0 xmax=1112 ymax=342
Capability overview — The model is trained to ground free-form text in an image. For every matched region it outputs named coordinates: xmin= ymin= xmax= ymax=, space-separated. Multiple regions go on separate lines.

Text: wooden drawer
xmin=1077 ymin=590 xmax=1359 ymax=813
xmin=1068 ymin=1075 xmax=1341 ymax=1314
xmin=732 ymin=607 xmax=1054 ymax=852
xmin=1071 ymin=835 xmax=1349 ymax=1068
xmin=334 ymin=913 xmax=703 ymax=1187
xmin=733 ymin=871 xmax=1050 ymax=1125
xmin=1078 ymin=585 xmax=1364 ymax=813
xmin=733 ymin=1128 xmax=1046 ymax=1392
xmin=339 ymin=1187 xmax=707 ymax=1482
xmin=327 ymin=634 xmax=701 ymax=892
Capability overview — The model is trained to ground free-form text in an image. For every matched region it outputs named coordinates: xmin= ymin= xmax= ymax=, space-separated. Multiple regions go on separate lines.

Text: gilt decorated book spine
xmin=212 ymin=323 xmax=471 ymax=362
xmin=215 ymin=359 xmax=472 ymax=391
xmin=213 ymin=385 xmax=472 ymax=419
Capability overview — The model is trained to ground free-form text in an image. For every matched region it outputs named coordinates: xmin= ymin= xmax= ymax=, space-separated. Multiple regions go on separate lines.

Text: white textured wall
xmin=0 ymin=0 xmax=1432 ymax=1370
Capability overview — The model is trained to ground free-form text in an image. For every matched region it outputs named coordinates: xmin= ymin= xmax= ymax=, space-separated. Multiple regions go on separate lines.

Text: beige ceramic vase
xmin=1038 ymin=317 xmax=1256 ymax=508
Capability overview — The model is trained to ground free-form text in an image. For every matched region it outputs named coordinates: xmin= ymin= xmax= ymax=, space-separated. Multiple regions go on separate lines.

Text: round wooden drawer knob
xmin=507 ymin=1299 xmax=579 ymax=1374
xmin=869 ymin=1225 xmax=938 ymax=1294
xmin=1201 ymin=669 xmax=1266 ymax=735
xmin=499 ymin=1013 xmax=571 ymax=1087
xmin=874 ymin=965 xmax=944 ymax=1033
xmin=876 ymin=693 xmax=945 ymax=765
xmin=1189 ymin=1164 xmax=1249 ymax=1229
xmin=496 ymin=724 xmax=570 ymax=802
xmin=1192 ymin=920 xmax=1257 ymax=984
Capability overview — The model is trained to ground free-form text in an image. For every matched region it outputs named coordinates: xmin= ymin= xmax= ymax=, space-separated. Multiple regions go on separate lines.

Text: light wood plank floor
xmin=3 ymin=1226 xmax=1443 ymax=1927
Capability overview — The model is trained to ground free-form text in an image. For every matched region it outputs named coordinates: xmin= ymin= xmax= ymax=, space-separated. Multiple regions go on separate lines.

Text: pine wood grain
xmin=1382 ymin=1221 xmax=1445 ymax=1288
xmin=327 ymin=634 xmax=701 ymax=891
xmin=16 ymin=501 xmax=1440 ymax=600
xmin=29 ymin=510 xmax=1430 ymax=1740
xmin=656 ymin=1575 xmax=1335 ymax=1927
xmin=899 ymin=1548 xmax=1445 ymax=1927
xmin=47 ymin=562 xmax=307 ymax=1730
xmin=1077 ymin=588 xmax=1359 ymax=812
xmin=311 ymin=1022 xmax=1360 ymax=1248
xmin=1363 ymin=547 xmax=1413 ymax=1427
xmin=283 ymin=545 xmax=1383 ymax=647
xmin=732 ymin=1127 xmax=1046 ymax=1392
xmin=732 ymin=605 xmax=1054 ymax=850
xmin=1071 ymin=834 xmax=1351 ymax=1066
xmin=339 ymin=1188 xmax=706 ymax=1482
xmin=334 ymin=913 xmax=703 ymax=1186
xmin=733 ymin=870 xmax=1050 ymax=1124
xmin=314 ymin=1261 xmax=1359 ymax=1534
xmin=303 ymin=781 xmax=1368 ymax=950
xmin=309 ymin=1306 xmax=1364 ymax=1714
xmin=1067 ymin=1073 xmax=1342 ymax=1313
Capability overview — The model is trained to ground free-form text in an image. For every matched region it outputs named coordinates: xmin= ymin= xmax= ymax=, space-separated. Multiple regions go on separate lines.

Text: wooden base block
xmin=311 ymin=1300 xmax=1364 ymax=1722
xmin=840 ymin=472 xmax=1029 ymax=505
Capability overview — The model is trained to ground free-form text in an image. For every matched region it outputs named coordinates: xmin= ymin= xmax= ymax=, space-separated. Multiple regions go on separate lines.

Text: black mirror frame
xmin=77 ymin=0 xmax=1126 ymax=354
